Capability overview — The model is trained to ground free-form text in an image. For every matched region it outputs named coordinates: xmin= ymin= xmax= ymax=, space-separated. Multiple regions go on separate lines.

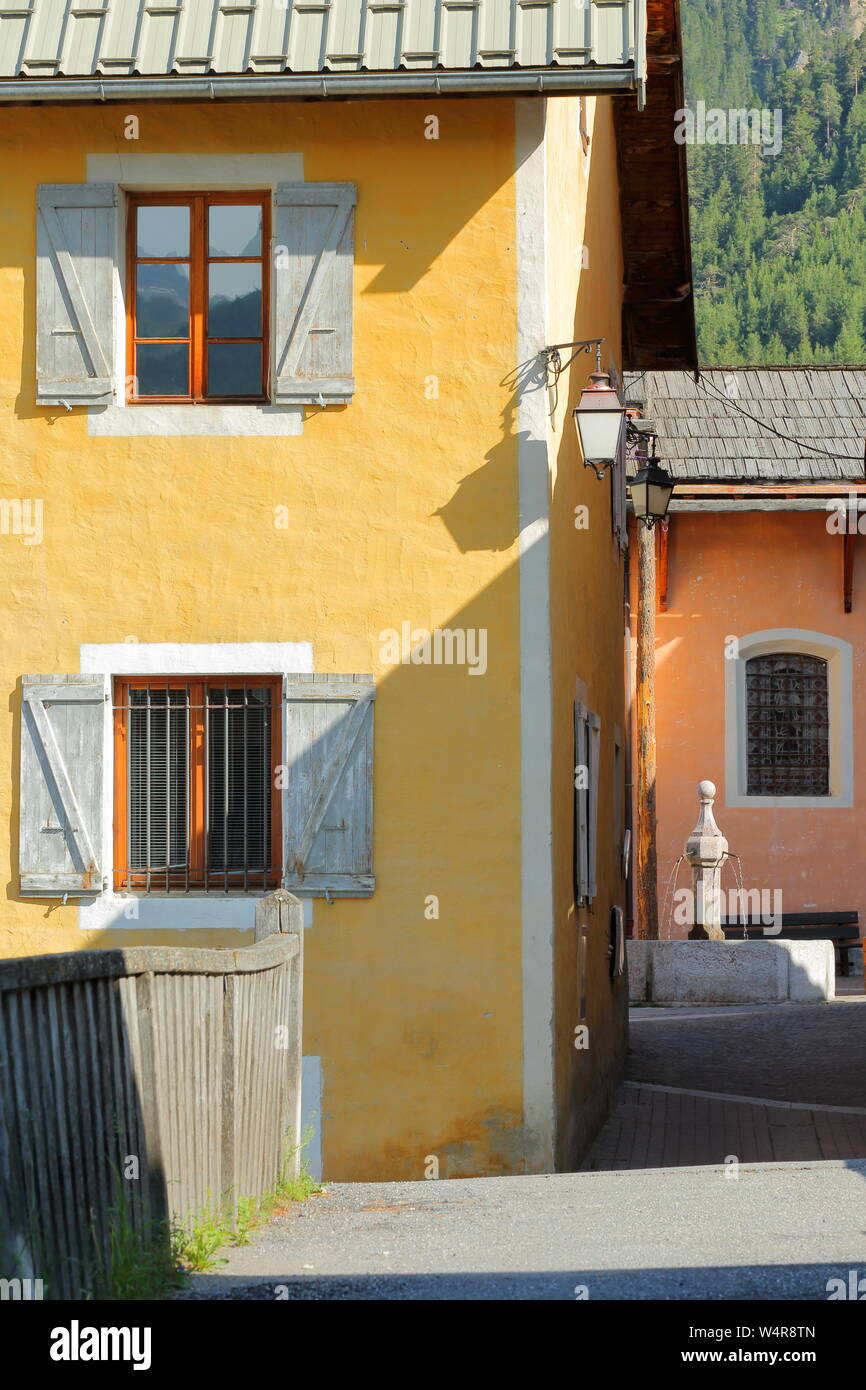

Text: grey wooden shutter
xmin=273 ymin=182 xmax=355 ymax=405
xmin=611 ymin=425 xmax=627 ymax=550
xmin=36 ymin=183 xmax=117 ymax=406
xmin=587 ymin=710 xmax=601 ymax=901
xmin=282 ymin=676 xmax=373 ymax=897
xmin=574 ymin=700 xmax=589 ymax=904
xmin=19 ymin=675 xmax=107 ymax=895
xmin=575 ymin=701 xmax=601 ymax=905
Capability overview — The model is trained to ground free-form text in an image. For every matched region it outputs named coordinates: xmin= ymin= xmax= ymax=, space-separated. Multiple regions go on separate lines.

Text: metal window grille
xmin=745 ymin=653 xmax=830 ymax=796
xmin=123 ymin=682 xmax=276 ymax=892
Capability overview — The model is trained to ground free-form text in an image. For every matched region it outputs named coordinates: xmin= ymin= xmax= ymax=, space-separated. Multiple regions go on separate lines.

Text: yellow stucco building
xmin=0 ymin=0 xmax=695 ymax=1179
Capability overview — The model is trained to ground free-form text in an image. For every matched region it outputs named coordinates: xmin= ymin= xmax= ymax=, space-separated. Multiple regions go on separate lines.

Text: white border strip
xmin=516 ymin=100 xmax=556 ymax=1172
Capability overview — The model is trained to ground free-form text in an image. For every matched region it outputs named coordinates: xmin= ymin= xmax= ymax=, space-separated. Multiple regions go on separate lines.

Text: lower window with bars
xmin=114 ymin=677 xmax=282 ymax=892
xmin=745 ymin=653 xmax=830 ymax=797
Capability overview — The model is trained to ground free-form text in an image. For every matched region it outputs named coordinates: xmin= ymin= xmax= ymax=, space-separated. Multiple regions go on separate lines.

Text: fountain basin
xmin=629 ymin=939 xmax=835 ymax=1005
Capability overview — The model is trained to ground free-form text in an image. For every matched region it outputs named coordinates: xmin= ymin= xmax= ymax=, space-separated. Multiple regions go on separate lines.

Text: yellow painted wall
xmin=0 ymin=96 xmax=525 ymax=1180
xmin=545 ymin=96 xmax=629 ymax=1168
xmin=0 ymin=91 xmax=628 ymax=1179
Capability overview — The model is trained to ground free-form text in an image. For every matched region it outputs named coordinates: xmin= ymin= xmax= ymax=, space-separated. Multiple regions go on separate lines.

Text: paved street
xmin=582 ymin=1081 xmax=866 ymax=1169
xmin=626 ymin=996 xmax=866 ymax=1108
xmin=183 ymin=988 xmax=866 ymax=1301
xmin=182 ymin=1161 xmax=866 ymax=1300
xmin=582 ymin=993 xmax=866 ymax=1170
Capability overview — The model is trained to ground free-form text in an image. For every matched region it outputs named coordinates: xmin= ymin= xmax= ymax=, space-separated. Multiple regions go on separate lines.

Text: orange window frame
xmin=126 ymin=191 xmax=271 ymax=405
xmin=113 ymin=676 xmax=283 ymax=892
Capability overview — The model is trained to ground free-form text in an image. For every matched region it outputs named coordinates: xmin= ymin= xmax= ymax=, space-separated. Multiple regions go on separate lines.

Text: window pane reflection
xmin=208 ymin=264 xmax=262 ymax=338
xmin=137 ymin=205 xmax=190 ymax=258
xmin=136 ymin=264 xmax=190 ymax=338
xmin=136 ymin=343 xmax=189 ymax=396
xmin=208 ymin=204 xmax=262 ymax=257
xmin=207 ymin=343 xmax=261 ymax=396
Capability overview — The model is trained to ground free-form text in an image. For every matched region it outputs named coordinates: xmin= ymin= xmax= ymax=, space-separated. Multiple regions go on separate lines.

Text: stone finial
xmin=690 ymin=779 xmax=722 ymax=839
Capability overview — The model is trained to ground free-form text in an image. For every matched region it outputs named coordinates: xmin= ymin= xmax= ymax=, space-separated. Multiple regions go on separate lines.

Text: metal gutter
xmin=0 ymin=67 xmax=637 ymax=105
xmin=634 ymin=0 xmax=647 ymax=110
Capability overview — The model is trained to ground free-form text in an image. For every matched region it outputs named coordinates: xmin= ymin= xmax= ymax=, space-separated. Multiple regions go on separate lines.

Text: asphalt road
xmin=181 ymin=1160 xmax=866 ymax=1300
xmin=627 ymin=999 xmax=866 ymax=1107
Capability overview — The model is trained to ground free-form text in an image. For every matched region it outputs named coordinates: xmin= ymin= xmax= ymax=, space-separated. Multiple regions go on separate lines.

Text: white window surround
xmin=78 ymin=641 xmax=314 ymax=932
xmin=724 ymin=628 xmax=853 ymax=809
xmin=84 ymin=153 xmax=305 ymax=438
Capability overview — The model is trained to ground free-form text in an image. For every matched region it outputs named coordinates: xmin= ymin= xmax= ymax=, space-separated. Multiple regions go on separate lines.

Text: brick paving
xmin=584 ymin=987 xmax=866 ymax=1171
xmin=582 ymin=1081 xmax=866 ymax=1170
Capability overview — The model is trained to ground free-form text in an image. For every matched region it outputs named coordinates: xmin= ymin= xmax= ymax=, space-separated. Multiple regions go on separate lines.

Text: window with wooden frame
xmin=126 ymin=193 xmax=270 ymax=403
xmin=113 ymin=677 xmax=282 ymax=892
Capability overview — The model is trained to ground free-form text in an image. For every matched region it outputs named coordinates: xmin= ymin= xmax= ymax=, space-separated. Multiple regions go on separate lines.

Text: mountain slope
xmin=682 ymin=0 xmax=866 ymax=363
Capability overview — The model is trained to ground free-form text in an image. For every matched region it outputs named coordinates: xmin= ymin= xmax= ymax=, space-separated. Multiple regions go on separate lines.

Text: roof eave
xmin=0 ymin=66 xmax=638 ymax=105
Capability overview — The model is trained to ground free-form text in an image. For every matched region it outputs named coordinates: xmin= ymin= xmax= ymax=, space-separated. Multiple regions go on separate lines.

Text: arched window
xmin=745 ymin=653 xmax=830 ymax=796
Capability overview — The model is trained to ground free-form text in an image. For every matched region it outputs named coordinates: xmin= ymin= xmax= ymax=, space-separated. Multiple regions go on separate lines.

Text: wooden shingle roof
xmin=623 ymin=367 xmax=866 ymax=482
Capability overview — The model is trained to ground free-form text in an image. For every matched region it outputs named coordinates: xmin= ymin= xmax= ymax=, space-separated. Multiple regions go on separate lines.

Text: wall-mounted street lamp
xmin=544 ymin=338 xmax=627 ymax=480
xmin=572 ymin=358 xmax=627 ymax=479
xmin=543 ymin=338 xmax=677 ymax=524
xmin=630 ymin=434 xmax=676 ymax=528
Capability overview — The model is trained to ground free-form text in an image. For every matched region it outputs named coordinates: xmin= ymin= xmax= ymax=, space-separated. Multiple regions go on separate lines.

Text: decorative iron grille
xmin=120 ymin=681 xmax=278 ymax=892
xmin=745 ymin=653 xmax=829 ymax=796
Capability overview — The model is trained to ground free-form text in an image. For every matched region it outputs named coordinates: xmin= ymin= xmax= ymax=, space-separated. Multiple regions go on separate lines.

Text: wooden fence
xmin=0 ymin=890 xmax=303 ymax=1299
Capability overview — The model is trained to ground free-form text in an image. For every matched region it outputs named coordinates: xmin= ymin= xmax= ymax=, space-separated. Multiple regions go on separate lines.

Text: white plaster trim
xmin=88 ymin=405 xmax=303 ymax=437
xmin=81 ymin=642 xmax=312 ymax=676
xmin=86 ymin=154 xmax=304 ymax=188
xmin=79 ymin=895 xmax=314 ymax=934
xmin=724 ymin=628 xmax=853 ymax=809
xmin=78 ymin=641 xmax=315 ymax=932
xmin=85 ymin=152 xmax=304 ymax=438
xmin=516 ymin=99 xmax=556 ymax=1173
xmin=301 ymin=1055 xmax=323 ymax=1181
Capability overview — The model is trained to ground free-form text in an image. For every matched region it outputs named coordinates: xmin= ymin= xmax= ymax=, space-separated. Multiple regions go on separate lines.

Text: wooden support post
xmin=843 ymin=532 xmax=855 ymax=614
xmin=657 ymin=518 xmax=670 ymax=613
xmin=636 ymin=522 xmax=659 ymax=940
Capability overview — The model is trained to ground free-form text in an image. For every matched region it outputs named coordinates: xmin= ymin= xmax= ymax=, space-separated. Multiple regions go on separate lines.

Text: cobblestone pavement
xmin=625 ymin=995 xmax=866 ymax=1108
xmin=583 ymin=990 xmax=866 ymax=1170
xmin=581 ymin=1081 xmax=866 ymax=1170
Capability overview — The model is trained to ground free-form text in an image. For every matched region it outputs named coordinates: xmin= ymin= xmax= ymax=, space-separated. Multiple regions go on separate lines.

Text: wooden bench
xmin=720 ymin=911 xmax=861 ymax=976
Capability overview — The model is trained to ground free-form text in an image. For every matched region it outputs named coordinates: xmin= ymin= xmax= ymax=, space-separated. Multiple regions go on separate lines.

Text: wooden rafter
xmin=844 ymin=532 xmax=856 ymax=614
xmin=657 ymin=518 xmax=670 ymax=612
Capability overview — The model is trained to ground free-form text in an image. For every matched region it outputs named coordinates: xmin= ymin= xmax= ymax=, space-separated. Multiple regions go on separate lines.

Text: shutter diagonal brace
xmin=278 ymin=191 xmax=353 ymax=387
xmin=39 ymin=198 xmax=113 ymax=381
xmin=291 ymin=693 xmax=372 ymax=874
xmin=24 ymin=692 xmax=99 ymax=873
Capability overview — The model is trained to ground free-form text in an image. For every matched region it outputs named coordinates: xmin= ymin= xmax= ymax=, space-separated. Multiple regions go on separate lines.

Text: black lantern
xmin=631 ymin=455 xmax=675 ymax=528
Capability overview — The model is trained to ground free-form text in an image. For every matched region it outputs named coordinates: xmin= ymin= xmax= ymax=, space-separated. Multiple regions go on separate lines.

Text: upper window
xmin=113 ymin=677 xmax=282 ymax=892
xmin=745 ymin=653 xmax=829 ymax=797
xmin=126 ymin=193 xmax=269 ymax=403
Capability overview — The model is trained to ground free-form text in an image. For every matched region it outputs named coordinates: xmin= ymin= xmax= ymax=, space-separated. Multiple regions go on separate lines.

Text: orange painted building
xmin=625 ymin=368 xmax=866 ymax=950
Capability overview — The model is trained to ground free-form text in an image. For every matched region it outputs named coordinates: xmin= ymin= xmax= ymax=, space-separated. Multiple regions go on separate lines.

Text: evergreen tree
xmin=682 ymin=0 xmax=866 ymax=363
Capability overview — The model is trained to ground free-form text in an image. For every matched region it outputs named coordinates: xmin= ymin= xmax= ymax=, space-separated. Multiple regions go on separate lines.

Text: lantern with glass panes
xmin=628 ymin=426 xmax=675 ymax=529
